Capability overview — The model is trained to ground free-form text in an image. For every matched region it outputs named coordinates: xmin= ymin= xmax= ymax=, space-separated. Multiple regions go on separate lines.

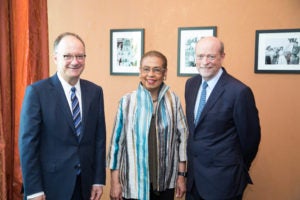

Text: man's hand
xmin=90 ymin=185 xmax=103 ymax=200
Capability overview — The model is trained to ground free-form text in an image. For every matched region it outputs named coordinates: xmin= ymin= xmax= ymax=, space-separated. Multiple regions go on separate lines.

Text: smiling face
xmin=139 ymin=55 xmax=167 ymax=96
xmin=54 ymin=35 xmax=86 ymax=85
xmin=195 ymin=37 xmax=225 ymax=81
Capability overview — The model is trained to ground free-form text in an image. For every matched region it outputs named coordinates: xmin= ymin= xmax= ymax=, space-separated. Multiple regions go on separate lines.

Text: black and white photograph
xmin=110 ymin=29 xmax=144 ymax=75
xmin=255 ymin=29 xmax=300 ymax=73
xmin=177 ymin=26 xmax=217 ymax=76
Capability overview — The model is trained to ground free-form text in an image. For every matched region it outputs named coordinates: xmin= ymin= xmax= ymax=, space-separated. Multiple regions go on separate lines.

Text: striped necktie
xmin=194 ymin=81 xmax=208 ymax=125
xmin=71 ymin=87 xmax=81 ymax=138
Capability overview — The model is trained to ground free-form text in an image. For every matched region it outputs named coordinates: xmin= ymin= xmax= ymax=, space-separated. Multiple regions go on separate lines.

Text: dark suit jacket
xmin=19 ymin=74 xmax=106 ymax=200
xmin=185 ymin=68 xmax=260 ymax=199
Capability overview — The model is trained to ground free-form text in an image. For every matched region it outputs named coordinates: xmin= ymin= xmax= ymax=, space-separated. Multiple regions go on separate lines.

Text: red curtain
xmin=0 ymin=0 xmax=49 ymax=199
xmin=0 ymin=1 xmax=12 ymax=199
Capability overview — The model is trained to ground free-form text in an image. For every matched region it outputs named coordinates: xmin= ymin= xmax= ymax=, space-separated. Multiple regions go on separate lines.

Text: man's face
xmin=195 ymin=37 xmax=225 ymax=81
xmin=54 ymin=35 xmax=85 ymax=85
xmin=139 ymin=56 xmax=167 ymax=93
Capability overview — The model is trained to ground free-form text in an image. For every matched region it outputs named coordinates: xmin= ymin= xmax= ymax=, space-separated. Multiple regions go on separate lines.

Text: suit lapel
xmin=196 ymin=71 xmax=228 ymax=124
xmin=187 ymin=75 xmax=202 ymax=132
xmin=50 ymin=75 xmax=77 ymax=137
xmin=190 ymin=77 xmax=202 ymax=118
xmin=79 ymin=80 xmax=89 ymax=141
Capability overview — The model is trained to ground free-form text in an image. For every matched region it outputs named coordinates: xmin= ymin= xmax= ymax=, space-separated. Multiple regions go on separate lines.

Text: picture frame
xmin=110 ymin=29 xmax=144 ymax=75
xmin=255 ymin=29 xmax=300 ymax=74
xmin=177 ymin=26 xmax=217 ymax=76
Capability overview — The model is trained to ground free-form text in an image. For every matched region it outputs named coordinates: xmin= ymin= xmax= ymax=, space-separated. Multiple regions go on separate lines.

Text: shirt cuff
xmin=93 ymin=184 xmax=104 ymax=186
xmin=27 ymin=192 xmax=44 ymax=199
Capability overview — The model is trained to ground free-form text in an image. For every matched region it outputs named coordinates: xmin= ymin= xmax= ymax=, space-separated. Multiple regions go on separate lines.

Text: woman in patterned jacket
xmin=107 ymin=50 xmax=188 ymax=200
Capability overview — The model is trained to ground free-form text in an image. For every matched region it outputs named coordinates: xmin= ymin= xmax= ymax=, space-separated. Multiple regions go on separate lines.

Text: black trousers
xmin=123 ymin=185 xmax=175 ymax=200
xmin=71 ymin=174 xmax=84 ymax=200
xmin=186 ymin=182 xmax=243 ymax=200
xmin=150 ymin=187 xmax=175 ymax=200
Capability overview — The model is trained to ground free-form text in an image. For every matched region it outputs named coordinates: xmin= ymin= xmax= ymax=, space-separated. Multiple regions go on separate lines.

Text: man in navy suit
xmin=185 ymin=37 xmax=261 ymax=200
xmin=19 ymin=32 xmax=106 ymax=200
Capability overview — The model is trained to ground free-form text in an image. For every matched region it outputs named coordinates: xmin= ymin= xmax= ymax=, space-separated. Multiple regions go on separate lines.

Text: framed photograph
xmin=255 ymin=29 xmax=300 ymax=73
xmin=177 ymin=26 xmax=217 ymax=76
xmin=110 ymin=29 xmax=144 ymax=75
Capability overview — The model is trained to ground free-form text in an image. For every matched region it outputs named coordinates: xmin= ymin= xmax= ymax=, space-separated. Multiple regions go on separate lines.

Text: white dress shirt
xmin=194 ymin=68 xmax=223 ymax=119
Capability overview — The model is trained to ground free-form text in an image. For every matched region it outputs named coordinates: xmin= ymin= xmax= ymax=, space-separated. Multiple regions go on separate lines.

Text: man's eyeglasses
xmin=141 ymin=67 xmax=165 ymax=75
xmin=196 ymin=54 xmax=217 ymax=61
xmin=63 ymin=54 xmax=86 ymax=62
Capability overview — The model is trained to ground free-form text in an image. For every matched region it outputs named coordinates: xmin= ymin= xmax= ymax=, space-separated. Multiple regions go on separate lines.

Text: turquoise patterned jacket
xmin=107 ymin=83 xmax=188 ymax=199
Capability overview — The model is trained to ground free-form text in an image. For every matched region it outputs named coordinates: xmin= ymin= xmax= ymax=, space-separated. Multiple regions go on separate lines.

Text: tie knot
xmin=202 ymin=81 xmax=208 ymax=89
xmin=71 ymin=87 xmax=76 ymax=93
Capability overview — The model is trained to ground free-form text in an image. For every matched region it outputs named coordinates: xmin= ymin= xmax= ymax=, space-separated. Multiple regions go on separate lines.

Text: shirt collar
xmin=57 ymin=72 xmax=81 ymax=94
xmin=206 ymin=68 xmax=223 ymax=89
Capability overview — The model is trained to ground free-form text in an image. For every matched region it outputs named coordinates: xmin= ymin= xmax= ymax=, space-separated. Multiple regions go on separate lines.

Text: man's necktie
xmin=71 ymin=87 xmax=81 ymax=138
xmin=195 ymin=81 xmax=208 ymax=125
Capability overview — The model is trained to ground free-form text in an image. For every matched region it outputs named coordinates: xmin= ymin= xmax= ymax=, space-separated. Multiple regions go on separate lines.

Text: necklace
xmin=152 ymin=99 xmax=158 ymax=103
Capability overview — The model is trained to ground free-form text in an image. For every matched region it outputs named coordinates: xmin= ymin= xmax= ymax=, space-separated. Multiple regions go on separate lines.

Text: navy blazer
xmin=19 ymin=74 xmax=106 ymax=200
xmin=185 ymin=68 xmax=260 ymax=199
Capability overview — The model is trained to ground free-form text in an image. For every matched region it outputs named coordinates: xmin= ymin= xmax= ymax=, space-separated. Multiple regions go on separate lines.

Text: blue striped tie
xmin=71 ymin=87 xmax=81 ymax=139
xmin=195 ymin=81 xmax=208 ymax=125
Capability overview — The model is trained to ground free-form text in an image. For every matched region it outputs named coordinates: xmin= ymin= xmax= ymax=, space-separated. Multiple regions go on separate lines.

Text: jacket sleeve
xmin=234 ymin=86 xmax=261 ymax=170
xmin=176 ymin=96 xmax=188 ymax=162
xmin=94 ymin=87 xmax=107 ymax=184
xmin=19 ymin=85 xmax=44 ymax=195
xmin=107 ymin=98 xmax=125 ymax=170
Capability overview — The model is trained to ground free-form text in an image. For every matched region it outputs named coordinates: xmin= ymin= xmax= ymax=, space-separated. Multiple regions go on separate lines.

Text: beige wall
xmin=47 ymin=0 xmax=300 ymax=199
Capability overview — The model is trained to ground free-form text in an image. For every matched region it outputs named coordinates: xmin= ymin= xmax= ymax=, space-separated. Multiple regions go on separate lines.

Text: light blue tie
xmin=195 ymin=81 xmax=208 ymax=125
xmin=71 ymin=87 xmax=81 ymax=139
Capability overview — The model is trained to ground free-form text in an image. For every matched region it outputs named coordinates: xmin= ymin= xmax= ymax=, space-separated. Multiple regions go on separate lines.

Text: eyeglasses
xmin=141 ymin=67 xmax=165 ymax=75
xmin=63 ymin=54 xmax=86 ymax=62
xmin=196 ymin=54 xmax=217 ymax=61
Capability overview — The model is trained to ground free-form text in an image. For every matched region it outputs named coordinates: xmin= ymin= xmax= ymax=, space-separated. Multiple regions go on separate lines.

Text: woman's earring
xmin=163 ymin=76 xmax=166 ymax=81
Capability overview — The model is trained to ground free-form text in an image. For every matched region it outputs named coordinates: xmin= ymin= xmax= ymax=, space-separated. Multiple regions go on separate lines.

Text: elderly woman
xmin=107 ymin=50 xmax=188 ymax=200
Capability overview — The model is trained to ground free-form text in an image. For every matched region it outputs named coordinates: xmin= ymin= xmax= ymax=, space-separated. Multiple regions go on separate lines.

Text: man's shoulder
xmin=188 ymin=74 xmax=201 ymax=81
xmin=80 ymin=79 xmax=103 ymax=90
xmin=185 ymin=75 xmax=201 ymax=95
xmin=186 ymin=74 xmax=201 ymax=86
xmin=222 ymin=72 xmax=251 ymax=93
xmin=225 ymin=73 xmax=247 ymax=86
xmin=28 ymin=76 xmax=54 ymax=89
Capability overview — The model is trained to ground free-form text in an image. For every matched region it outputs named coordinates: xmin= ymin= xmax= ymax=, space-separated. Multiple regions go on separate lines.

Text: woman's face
xmin=139 ymin=56 xmax=167 ymax=94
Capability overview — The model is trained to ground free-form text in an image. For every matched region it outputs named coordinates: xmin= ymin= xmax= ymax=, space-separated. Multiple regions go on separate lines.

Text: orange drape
xmin=0 ymin=0 xmax=49 ymax=199
xmin=0 ymin=1 xmax=12 ymax=199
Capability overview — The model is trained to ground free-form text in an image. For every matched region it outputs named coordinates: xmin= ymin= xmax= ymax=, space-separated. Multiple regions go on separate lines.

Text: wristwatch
xmin=177 ymin=171 xmax=187 ymax=177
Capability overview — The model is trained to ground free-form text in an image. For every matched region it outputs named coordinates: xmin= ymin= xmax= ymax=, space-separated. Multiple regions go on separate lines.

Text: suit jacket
xmin=19 ymin=74 xmax=106 ymax=200
xmin=185 ymin=68 xmax=260 ymax=199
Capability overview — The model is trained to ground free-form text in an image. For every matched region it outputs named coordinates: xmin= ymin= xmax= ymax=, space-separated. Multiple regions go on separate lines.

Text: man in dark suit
xmin=19 ymin=32 xmax=106 ymax=200
xmin=185 ymin=37 xmax=261 ymax=200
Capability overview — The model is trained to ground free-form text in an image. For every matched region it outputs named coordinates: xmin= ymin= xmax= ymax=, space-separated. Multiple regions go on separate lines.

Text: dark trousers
xmin=123 ymin=185 xmax=175 ymax=200
xmin=186 ymin=182 xmax=243 ymax=200
xmin=150 ymin=187 xmax=175 ymax=200
xmin=71 ymin=174 xmax=84 ymax=200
